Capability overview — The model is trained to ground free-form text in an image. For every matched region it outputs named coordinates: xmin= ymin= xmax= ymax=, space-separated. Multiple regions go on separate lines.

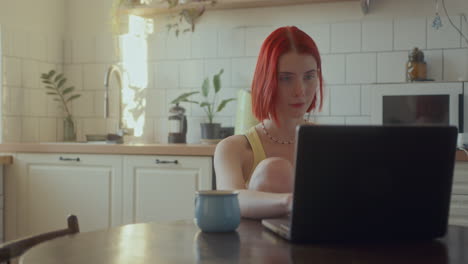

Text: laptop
xmin=262 ymin=125 xmax=457 ymax=243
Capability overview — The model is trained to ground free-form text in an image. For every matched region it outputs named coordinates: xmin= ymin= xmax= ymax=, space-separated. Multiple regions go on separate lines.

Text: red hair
xmin=251 ymin=26 xmax=324 ymax=125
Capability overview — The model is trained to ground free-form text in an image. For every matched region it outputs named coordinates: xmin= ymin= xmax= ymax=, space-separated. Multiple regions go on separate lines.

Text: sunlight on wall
xmin=120 ymin=15 xmax=153 ymax=138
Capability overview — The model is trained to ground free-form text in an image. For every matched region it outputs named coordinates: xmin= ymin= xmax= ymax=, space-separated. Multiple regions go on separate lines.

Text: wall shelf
xmin=122 ymin=0 xmax=367 ymax=17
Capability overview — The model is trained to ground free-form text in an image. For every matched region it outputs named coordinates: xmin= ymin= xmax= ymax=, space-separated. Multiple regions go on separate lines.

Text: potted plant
xmin=171 ymin=69 xmax=235 ymax=140
xmin=41 ymin=70 xmax=81 ymax=142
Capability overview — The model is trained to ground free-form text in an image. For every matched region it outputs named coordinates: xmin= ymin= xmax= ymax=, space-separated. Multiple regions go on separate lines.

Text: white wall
xmin=0 ymin=0 xmax=65 ymax=142
xmin=0 ymin=0 xmax=65 ymax=33
xmin=3 ymin=0 xmax=468 ymax=143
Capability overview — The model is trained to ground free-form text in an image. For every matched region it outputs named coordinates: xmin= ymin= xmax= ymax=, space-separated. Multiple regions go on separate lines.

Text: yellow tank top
xmin=244 ymin=126 xmax=267 ymax=185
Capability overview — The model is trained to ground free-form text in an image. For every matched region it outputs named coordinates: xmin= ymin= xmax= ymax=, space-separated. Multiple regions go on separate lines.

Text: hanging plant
xmin=165 ymin=0 xmax=216 ymax=37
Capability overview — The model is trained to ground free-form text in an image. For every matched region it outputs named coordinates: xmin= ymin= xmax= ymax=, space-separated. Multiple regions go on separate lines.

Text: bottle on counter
xmin=406 ymin=47 xmax=427 ymax=82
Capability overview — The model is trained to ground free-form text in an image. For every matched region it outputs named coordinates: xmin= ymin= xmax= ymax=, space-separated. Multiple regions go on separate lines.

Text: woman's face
xmin=275 ymin=52 xmax=318 ymax=119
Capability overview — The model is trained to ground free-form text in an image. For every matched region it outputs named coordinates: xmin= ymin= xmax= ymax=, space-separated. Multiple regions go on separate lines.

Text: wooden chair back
xmin=0 ymin=214 xmax=79 ymax=262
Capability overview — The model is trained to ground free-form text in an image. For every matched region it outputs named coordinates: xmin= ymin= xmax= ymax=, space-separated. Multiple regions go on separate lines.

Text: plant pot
xmin=200 ymin=123 xmax=221 ymax=139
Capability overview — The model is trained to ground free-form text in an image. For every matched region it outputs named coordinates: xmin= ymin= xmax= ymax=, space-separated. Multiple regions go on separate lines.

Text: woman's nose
xmin=293 ymin=81 xmax=305 ymax=96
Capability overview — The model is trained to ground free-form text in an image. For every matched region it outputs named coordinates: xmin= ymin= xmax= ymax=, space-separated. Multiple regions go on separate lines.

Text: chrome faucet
xmin=104 ymin=64 xmax=134 ymax=137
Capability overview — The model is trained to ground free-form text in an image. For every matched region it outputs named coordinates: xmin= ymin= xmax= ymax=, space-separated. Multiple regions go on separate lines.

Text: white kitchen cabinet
xmin=123 ymin=155 xmax=212 ymax=224
xmin=8 ymin=153 xmax=123 ymax=239
xmin=450 ymin=162 xmax=468 ymax=227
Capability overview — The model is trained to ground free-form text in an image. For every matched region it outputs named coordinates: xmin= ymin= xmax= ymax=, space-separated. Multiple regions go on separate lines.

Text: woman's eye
xmin=304 ymin=74 xmax=315 ymax=80
xmin=279 ymin=75 xmax=293 ymax=81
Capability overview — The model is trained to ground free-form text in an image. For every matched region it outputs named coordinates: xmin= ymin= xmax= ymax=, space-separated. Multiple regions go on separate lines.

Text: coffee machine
xmin=168 ymin=103 xmax=187 ymax=143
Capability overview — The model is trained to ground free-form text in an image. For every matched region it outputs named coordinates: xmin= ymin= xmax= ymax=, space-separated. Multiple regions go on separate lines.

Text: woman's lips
xmin=290 ymin=103 xmax=305 ymax=108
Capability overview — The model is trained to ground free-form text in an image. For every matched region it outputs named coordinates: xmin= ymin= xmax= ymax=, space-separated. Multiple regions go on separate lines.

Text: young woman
xmin=214 ymin=26 xmax=324 ymax=219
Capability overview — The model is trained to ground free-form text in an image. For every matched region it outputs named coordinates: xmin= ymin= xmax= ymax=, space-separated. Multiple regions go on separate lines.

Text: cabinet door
xmin=450 ymin=162 xmax=468 ymax=226
xmin=123 ymin=155 xmax=212 ymax=224
xmin=13 ymin=153 xmax=123 ymax=238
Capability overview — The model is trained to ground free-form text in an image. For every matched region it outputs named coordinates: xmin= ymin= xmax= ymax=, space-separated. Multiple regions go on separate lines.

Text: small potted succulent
xmin=171 ymin=69 xmax=235 ymax=139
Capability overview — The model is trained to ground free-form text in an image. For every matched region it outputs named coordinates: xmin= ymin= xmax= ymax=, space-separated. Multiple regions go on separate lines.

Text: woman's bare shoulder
xmin=215 ymin=134 xmax=250 ymax=154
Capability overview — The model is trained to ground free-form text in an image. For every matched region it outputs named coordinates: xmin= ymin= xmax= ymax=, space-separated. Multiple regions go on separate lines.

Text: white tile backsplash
xmin=83 ymin=64 xmax=106 ymax=90
xmin=360 ymin=85 xmax=371 ymax=115
xmin=166 ymin=33 xmax=191 ymax=60
xmin=462 ymin=16 xmax=468 ymax=48
xmin=424 ymin=49 xmax=443 ymax=81
xmin=72 ymin=91 xmax=95 ymax=117
xmin=146 ymin=89 xmax=166 ymax=118
xmin=345 ymin=116 xmax=371 ymax=125
xmin=39 ymin=117 xmax=57 ymax=142
xmin=377 ymin=52 xmax=407 ymax=83
xmin=179 ymin=60 xmax=205 ymax=87
xmin=3 ymin=117 xmax=22 ymax=142
xmin=302 ymin=24 xmax=331 ymax=54
xmin=428 ymin=16 xmax=462 ymax=49
xmin=330 ymin=85 xmax=361 ymax=116
xmin=331 ymin=22 xmax=361 ymax=53
xmin=322 ymin=54 xmax=346 ymax=84
xmin=155 ymin=61 xmax=179 ymax=90
xmin=218 ymin=28 xmax=245 ymax=58
xmin=47 ymin=34 xmax=63 ymax=63
xmin=148 ymin=32 xmax=167 ymax=61
xmin=443 ymin=49 xmax=468 ymax=81
xmin=346 ymin=53 xmax=377 ymax=84
xmin=245 ymin=27 xmax=275 ymax=57
xmin=96 ymin=34 xmax=118 ymax=63
xmin=3 ymin=14 xmax=468 ymax=143
xmin=362 ymin=20 xmax=393 ymax=52
xmin=22 ymin=117 xmax=40 ymax=142
xmin=73 ymin=36 xmax=96 ymax=63
xmin=394 ymin=17 xmax=427 ymax=50
xmin=29 ymin=89 xmax=47 ymax=116
xmin=64 ymin=64 xmax=84 ymax=91
xmin=22 ymin=60 xmax=39 ymax=88
xmin=314 ymin=116 xmax=346 ymax=125
xmin=3 ymin=57 xmax=22 ymax=87
xmin=231 ymin=57 xmax=256 ymax=88
xmin=192 ymin=30 xmax=218 ymax=59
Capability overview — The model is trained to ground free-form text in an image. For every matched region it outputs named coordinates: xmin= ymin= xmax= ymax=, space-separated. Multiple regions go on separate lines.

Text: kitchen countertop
xmin=0 ymin=143 xmax=217 ymax=156
xmin=0 ymin=155 xmax=13 ymax=165
xmin=0 ymin=143 xmax=466 ymax=161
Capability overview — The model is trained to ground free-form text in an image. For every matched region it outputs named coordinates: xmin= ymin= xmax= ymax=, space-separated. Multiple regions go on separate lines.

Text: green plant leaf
xmin=47 ymin=92 xmax=58 ymax=95
xmin=170 ymin=91 xmax=199 ymax=104
xmin=53 ymin=98 xmax=61 ymax=102
xmin=45 ymin=86 xmax=55 ymax=90
xmin=200 ymin=102 xmax=210 ymax=108
xmin=47 ymin=70 xmax=56 ymax=79
xmin=183 ymin=100 xmax=199 ymax=104
xmin=54 ymin=73 xmax=64 ymax=83
xmin=57 ymin=78 xmax=67 ymax=89
xmin=41 ymin=73 xmax=49 ymax=79
xmin=62 ymin=86 xmax=75 ymax=95
xmin=201 ymin=78 xmax=209 ymax=97
xmin=42 ymin=80 xmax=53 ymax=85
xmin=213 ymin=68 xmax=224 ymax=94
xmin=216 ymin=98 xmax=236 ymax=112
xmin=66 ymin=94 xmax=81 ymax=102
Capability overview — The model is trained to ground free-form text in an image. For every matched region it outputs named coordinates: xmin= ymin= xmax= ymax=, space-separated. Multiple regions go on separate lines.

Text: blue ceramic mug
xmin=195 ymin=190 xmax=241 ymax=232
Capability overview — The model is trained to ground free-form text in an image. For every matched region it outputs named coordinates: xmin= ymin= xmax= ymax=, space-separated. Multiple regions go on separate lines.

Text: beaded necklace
xmin=261 ymin=121 xmax=299 ymax=145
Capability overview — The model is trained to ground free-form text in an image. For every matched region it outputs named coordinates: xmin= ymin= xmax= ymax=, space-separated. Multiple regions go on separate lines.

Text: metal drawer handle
xmin=155 ymin=159 xmax=178 ymax=165
xmin=59 ymin=157 xmax=81 ymax=162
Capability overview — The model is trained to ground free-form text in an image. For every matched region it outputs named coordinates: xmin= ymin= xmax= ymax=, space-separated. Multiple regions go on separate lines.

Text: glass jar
xmin=63 ymin=117 xmax=77 ymax=142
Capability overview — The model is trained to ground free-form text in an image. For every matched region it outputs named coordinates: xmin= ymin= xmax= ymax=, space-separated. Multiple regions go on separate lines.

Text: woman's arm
xmin=214 ymin=136 xmax=292 ymax=219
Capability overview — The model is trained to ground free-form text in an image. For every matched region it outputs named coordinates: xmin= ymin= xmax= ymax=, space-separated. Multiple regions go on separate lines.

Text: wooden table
xmin=20 ymin=219 xmax=468 ymax=264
